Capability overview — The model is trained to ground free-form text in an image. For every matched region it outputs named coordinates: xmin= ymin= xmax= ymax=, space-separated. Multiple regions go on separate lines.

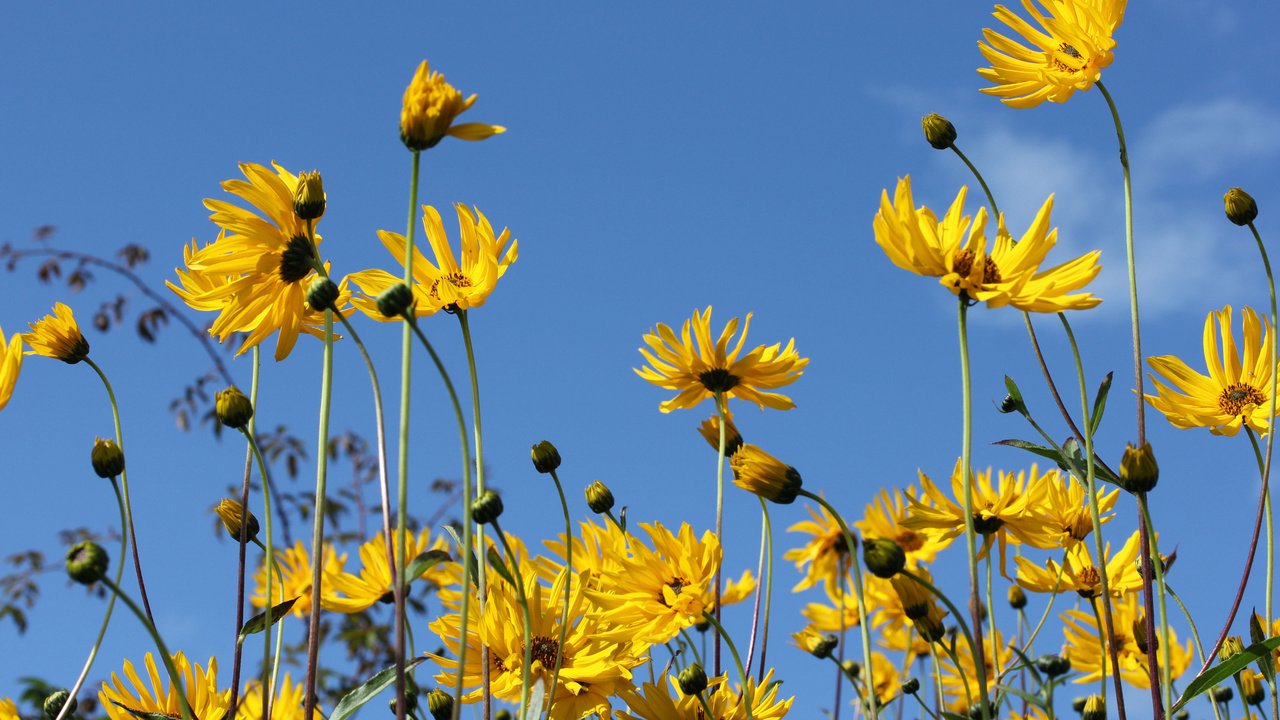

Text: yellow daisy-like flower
xmin=856 ymin=486 xmax=954 ymax=567
xmin=24 ymin=302 xmax=89 ymax=364
xmin=1063 ymin=593 xmax=1192 ymax=689
xmin=589 ymin=522 xmax=754 ymax=645
xmin=864 ymin=571 xmax=935 ymax=657
xmin=1147 ymin=306 xmax=1278 ymax=436
xmin=1 ymin=698 xmax=19 ymax=720
xmin=978 ymin=0 xmax=1126 ymax=109
xmin=400 ymin=59 xmax=505 ymax=151
xmin=1015 ymin=530 xmax=1144 ymax=597
xmin=730 ymin=443 xmax=802 ymax=504
xmin=0 ymin=326 xmax=22 ymax=412
xmin=349 ymin=204 xmax=518 ymax=320
xmin=858 ymin=652 xmax=903 ymax=707
xmin=1035 ymin=470 xmax=1118 ymax=548
xmin=635 ymin=307 xmax=808 ymax=413
xmin=99 ymin=652 xmax=229 ymax=720
xmin=785 ymin=498 xmax=850 ymax=593
xmin=534 ymin=520 xmax=629 ymax=590
xmin=170 ymin=162 xmax=353 ymax=361
xmin=873 ymin=177 xmax=1102 ymax=312
xmin=615 ymin=670 xmax=793 ymax=720
xmin=253 ymin=540 xmax=346 ymax=618
xmin=322 ymin=529 xmax=451 ymax=614
xmin=800 ymin=580 xmax=862 ymax=634
xmin=937 ymin=629 xmax=1013 ymax=714
xmin=237 ymin=674 xmax=318 ymax=720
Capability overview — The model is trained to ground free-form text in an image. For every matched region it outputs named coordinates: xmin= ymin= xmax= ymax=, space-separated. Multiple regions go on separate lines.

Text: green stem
xmin=701 ymin=612 xmax=754 ymax=720
xmin=1250 ymin=220 xmax=1278 ymax=625
xmin=898 ymin=569 xmax=981 ymax=676
xmin=302 ymin=302 xmax=335 ymax=720
xmin=493 ymin=520 xmax=533 ymax=720
xmin=458 ymin=310 xmax=492 ymax=720
xmin=714 ymin=392 xmax=727 ymax=676
xmin=950 ymin=144 xmax=999 ymax=219
xmin=1138 ymin=495 xmax=1174 ymax=714
xmin=984 ymin=541 xmax=1000 ymax=685
xmin=757 ymin=498 xmax=775 ymax=682
xmin=956 ymin=299 xmax=991 ymax=720
xmin=1166 ymin=584 xmax=1225 ymax=720
xmin=545 ymin=471 xmax=573 ymax=720
xmin=679 ymin=628 xmax=706 ymax=670
xmin=100 ymin=577 xmax=194 ymax=720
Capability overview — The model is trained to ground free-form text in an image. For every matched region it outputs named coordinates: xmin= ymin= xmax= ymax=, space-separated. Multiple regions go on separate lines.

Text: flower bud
xmin=66 ymin=541 xmax=108 ymax=585
xmin=901 ymin=678 xmax=920 ymax=695
xmin=425 ymin=689 xmax=452 ymax=720
xmin=1008 ymin=585 xmax=1027 ymax=610
xmin=216 ymin=498 xmax=260 ymax=542
xmin=1035 ymin=654 xmax=1071 ymax=678
xmin=91 ymin=437 xmax=125 ymax=478
xmin=1071 ymin=698 xmax=1087 ymax=713
xmin=1082 ymin=695 xmax=1105 ymax=720
xmin=1174 ymin=711 xmax=1190 ymax=720
xmin=494 ymin=713 xmax=512 ymax=720
xmin=216 ymin=386 xmax=254 ymax=430
xmin=1132 ymin=613 xmax=1157 ymax=655
xmin=1242 ymin=669 xmax=1266 ymax=706
xmin=1222 ymin=635 xmax=1246 ymax=660
xmin=471 ymin=490 xmax=504 ymax=525
xmin=677 ymin=663 xmax=708 ymax=696
xmin=729 ymin=444 xmax=802 ymax=505
xmin=863 ymin=538 xmax=906 ymax=579
xmin=890 ymin=573 xmax=933 ymax=620
xmin=1211 ymin=685 xmax=1234 ymax=703
xmin=697 ymin=413 xmax=743 ymax=456
xmin=922 ymin=113 xmax=957 ymax=150
xmin=841 ymin=660 xmax=860 ymax=679
xmin=914 ymin=603 xmax=948 ymax=643
xmin=793 ymin=628 xmax=838 ymax=659
xmin=307 ymin=277 xmax=340 ymax=312
xmin=1225 ymin=187 xmax=1259 ymax=226
xmin=531 ymin=440 xmax=561 ymax=474
xmin=1119 ymin=441 xmax=1158 ymax=493
xmin=43 ymin=690 xmax=75 ymax=719
xmin=293 ymin=171 xmax=326 ymax=221
xmin=377 ymin=283 xmax=415 ymax=318
xmin=585 ymin=480 xmax=615 ymax=515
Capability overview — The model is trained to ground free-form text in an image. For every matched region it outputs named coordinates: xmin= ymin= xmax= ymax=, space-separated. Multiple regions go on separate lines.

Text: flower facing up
xmin=322 ymin=529 xmax=451 ymax=614
xmin=873 ymin=177 xmax=1102 ymax=312
xmin=236 ymin=674 xmax=319 ymax=720
xmin=978 ymin=0 xmax=1127 ymax=108
xmin=635 ymin=307 xmax=808 ymax=413
xmin=25 ymin=302 xmax=89 ymax=363
xmin=1147 ymin=306 xmax=1278 ymax=436
xmin=0 ymin=326 xmax=22 ymax=412
xmin=1014 ymin=530 xmax=1144 ymax=597
xmin=615 ymin=669 xmax=793 ymax=720
xmin=1035 ymin=470 xmax=1118 ymax=548
xmin=253 ymin=540 xmax=346 ymax=617
xmin=400 ymin=60 xmax=505 ymax=151
xmin=350 ymin=204 xmax=517 ymax=320
xmin=1062 ymin=593 xmax=1192 ymax=689
xmin=99 ymin=652 xmax=229 ymax=720
xmin=730 ymin=444 xmax=802 ymax=504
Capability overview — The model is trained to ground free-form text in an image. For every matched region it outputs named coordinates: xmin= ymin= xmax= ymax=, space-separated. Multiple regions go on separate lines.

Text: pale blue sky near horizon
xmin=3 ymin=2 xmax=1280 ymax=718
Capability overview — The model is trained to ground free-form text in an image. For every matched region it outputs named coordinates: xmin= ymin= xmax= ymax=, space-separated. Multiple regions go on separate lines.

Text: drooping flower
xmin=978 ymin=0 xmax=1126 ymax=108
xmin=99 ymin=652 xmax=229 ymax=720
xmin=400 ymin=60 xmax=505 ymax=151
xmin=1015 ymin=530 xmax=1144 ymax=597
xmin=349 ymin=204 xmax=517 ymax=320
xmin=24 ymin=302 xmax=89 ymax=363
xmin=785 ymin=499 xmax=849 ymax=593
xmin=237 ymin=674 xmax=319 ymax=720
xmin=615 ymin=670 xmax=793 ymax=720
xmin=1062 ymin=593 xmax=1192 ymax=689
xmin=635 ymin=307 xmax=808 ymax=413
xmin=322 ymin=529 xmax=451 ymax=614
xmin=1147 ymin=306 xmax=1278 ymax=436
xmin=873 ymin=176 xmax=1102 ymax=312
xmin=0 ymin=326 xmax=22 ymax=412
xmin=730 ymin=444 xmax=802 ymax=504
xmin=253 ymin=540 xmax=346 ymax=618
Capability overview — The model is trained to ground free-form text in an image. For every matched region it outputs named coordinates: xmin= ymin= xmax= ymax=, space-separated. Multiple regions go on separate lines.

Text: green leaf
xmin=992 ymin=684 xmax=1048 ymax=712
xmin=238 ymin=597 xmax=299 ymax=640
xmin=522 ymin=679 xmax=547 ymax=720
xmin=1003 ymin=375 xmax=1029 ymax=416
xmin=441 ymin=525 xmax=480 ymax=589
xmin=1088 ymin=371 xmax=1113 ymax=437
xmin=403 ymin=549 xmax=452 ymax=590
xmin=1172 ymin=636 xmax=1280 ymax=713
xmin=994 ymin=438 xmax=1067 ymax=468
xmin=488 ymin=546 xmax=515 ymax=586
xmin=330 ymin=657 xmax=427 ymax=720
xmin=1251 ymin=611 xmax=1275 ymax=682
xmin=111 ymin=701 xmax=183 ymax=720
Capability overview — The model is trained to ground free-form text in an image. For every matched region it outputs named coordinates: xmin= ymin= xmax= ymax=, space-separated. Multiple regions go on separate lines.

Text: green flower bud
xmin=1119 ymin=441 xmax=1158 ymax=493
xmin=1082 ymin=695 xmax=1106 ymax=720
xmin=863 ymin=538 xmax=906 ymax=579
xmin=91 ymin=437 xmax=125 ymax=478
xmin=471 ymin=490 xmax=504 ymax=525
xmin=293 ymin=171 xmax=326 ymax=221
xmin=1174 ymin=711 xmax=1190 ymax=720
xmin=1225 ymin=187 xmax=1259 ymax=226
xmin=215 ymin=386 xmax=254 ymax=430
xmin=1071 ymin=697 xmax=1087 ymax=714
xmin=306 ymin=277 xmax=340 ymax=312
xmin=376 ymin=283 xmax=414 ymax=318
xmin=425 ymin=689 xmax=452 ymax=720
xmin=841 ymin=660 xmax=860 ymax=679
xmin=495 ymin=712 xmax=512 ymax=720
xmin=387 ymin=687 xmax=418 ymax=715
xmin=1243 ymin=669 xmax=1266 ymax=706
xmin=1211 ymin=685 xmax=1234 ymax=703
xmin=66 ymin=541 xmax=108 ymax=585
xmin=1132 ymin=613 xmax=1157 ymax=655
xmin=585 ymin=480 xmax=615 ymax=515
xmin=43 ymin=690 xmax=75 ymax=720
xmin=677 ymin=663 xmax=708 ymax=696
xmin=1035 ymin=654 xmax=1070 ymax=678
xmin=922 ymin=113 xmax=958 ymax=150
xmin=531 ymin=440 xmax=561 ymax=474
xmin=1008 ymin=585 xmax=1027 ymax=610
xmin=901 ymin=678 xmax=920 ymax=695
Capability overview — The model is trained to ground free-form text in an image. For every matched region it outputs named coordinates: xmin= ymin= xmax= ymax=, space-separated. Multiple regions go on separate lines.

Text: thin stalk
xmin=714 ymin=392 xmax=728 ymax=676
xmin=759 ymin=498 xmax=776 ymax=681
xmin=1016 ymin=549 xmax=1069 ymax=657
xmin=1250 ymin=220 xmax=1279 ymax=626
xmin=898 ymin=569 xmax=981 ymax=675
xmin=458 ymin=310 xmax=492 ymax=720
xmin=241 ymin=412 xmax=288 ymax=720
xmin=1138 ymin=496 xmax=1174 ymax=714
xmin=545 ymin=471 xmax=574 ymax=720
xmin=950 ymin=144 xmax=999 ymax=218
xmin=701 ymin=612 xmax=754 ymax=720
xmin=745 ymin=498 xmax=767 ymax=675
xmin=956 ymin=299 xmax=991 ymax=720
xmin=100 ymin=577 xmax=194 ymax=720
xmin=1086 ymin=598 xmax=1111 ymax=704
xmin=227 ymin=414 xmax=254 ymax=719
xmin=984 ymin=542 xmax=1000 ymax=684
xmin=678 ymin=628 xmax=706 ymax=671
xmin=1166 ymin=584 xmax=1225 ymax=720
xmin=493 ymin=520 xmax=534 ymax=720
xmin=301 ymin=300 xmax=335 ymax=720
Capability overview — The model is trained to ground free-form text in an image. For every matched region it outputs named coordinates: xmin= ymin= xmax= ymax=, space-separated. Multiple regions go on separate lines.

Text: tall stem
xmin=227 ymin=348 xmax=258 ymax=720
xmin=956 ymin=299 xmax=991 ymax=720
xmin=100 ymin=578 xmax=194 ymax=720
xmin=493 ymin=521 xmax=534 ymax=719
xmin=701 ymin=612 xmax=755 ymax=720
xmin=458 ymin=310 xmax=492 ymax=719
xmin=1251 ymin=220 xmax=1278 ymax=625
xmin=545 ymin=472 xmax=573 ymax=720
xmin=302 ymin=303 xmax=335 ymax=720
xmin=713 ymin=392 xmax=729 ymax=675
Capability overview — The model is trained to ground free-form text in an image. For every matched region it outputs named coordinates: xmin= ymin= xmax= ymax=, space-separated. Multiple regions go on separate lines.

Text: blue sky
xmin=3 ymin=2 xmax=1280 ymax=718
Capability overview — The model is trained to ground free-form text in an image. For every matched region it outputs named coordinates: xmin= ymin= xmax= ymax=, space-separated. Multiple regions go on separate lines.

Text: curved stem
xmin=100 ymin=577 xmax=194 ymax=720
xmin=950 ymin=144 xmax=999 ymax=219
xmin=701 ymin=612 xmax=754 ymax=720
xmin=301 ymin=300 xmax=335 ymax=720
xmin=956 ymin=299 xmax=991 ymax=720
xmin=1251 ymin=221 xmax=1278 ymax=626
xmin=759 ymin=498 xmax=775 ymax=681
xmin=545 ymin=471 xmax=574 ymax=720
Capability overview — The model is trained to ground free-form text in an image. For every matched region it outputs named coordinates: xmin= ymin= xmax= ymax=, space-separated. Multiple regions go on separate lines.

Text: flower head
xmin=1015 ymin=530 xmax=1144 ymax=597
xmin=400 ymin=60 xmax=505 ymax=151
xmin=615 ymin=670 xmax=793 ymax=720
xmin=1147 ymin=306 xmax=1277 ymax=436
xmin=978 ymin=0 xmax=1127 ymax=108
xmin=730 ymin=444 xmax=802 ymax=504
xmin=25 ymin=302 xmax=89 ymax=363
xmin=636 ymin=307 xmax=808 ymax=413
xmin=237 ymin=674 xmax=319 ymax=720
xmin=253 ymin=540 xmax=346 ymax=617
xmin=785 ymin=499 xmax=850 ymax=592
xmin=1 ymin=698 xmax=18 ymax=720
xmin=99 ymin=652 xmax=229 ymax=720
xmin=855 ymin=486 xmax=954 ymax=567
xmin=0 ymin=327 xmax=22 ymax=412
xmin=322 ymin=529 xmax=451 ymax=614
xmin=874 ymin=177 xmax=1102 ymax=312
xmin=1063 ymin=593 xmax=1192 ymax=688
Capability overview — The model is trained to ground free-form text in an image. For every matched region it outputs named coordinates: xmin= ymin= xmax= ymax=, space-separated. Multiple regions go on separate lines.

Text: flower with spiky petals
xmin=1 ymin=698 xmax=18 ymax=720
xmin=322 ymin=529 xmax=451 ymax=613
xmin=863 ymin=571 xmax=936 ymax=658
xmin=859 ymin=652 xmax=904 ymax=707
xmin=429 ymin=567 xmax=644 ymax=720
xmin=589 ymin=522 xmax=754 ymax=645
xmin=856 ymin=486 xmax=954 ymax=567
xmin=785 ymin=498 xmax=850 ymax=592
xmin=635 ymin=307 xmax=808 ymax=413
xmin=400 ymin=60 xmax=505 ymax=151
xmin=25 ymin=302 xmax=89 ymax=363
xmin=1147 ymin=306 xmax=1278 ymax=436
xmin=99 ymin=652 xmax=229 ymax=720
xmin=1034 ymin=470 xmax=1118 ymax=548
xmin=349 ymin=204 xmax=517 ymax=320
xmin=237 ymin=674 xmax=319 ymax=720
xmin=615 ymin=669 xmax=793 ymax=720
xmin=1015 ymin=530 xmax=1144 ymax=597
xmin=937 ymin=629 xmax=1013 ymax=713
xmin=171 ymin=162 xmax=353 ymax=361
xmin=873 ymin=177 xmax=1102 ymax=312
xmin=0 ymin=326 xmax=22 ymax=412
xmin=800 ymin=580 xmax=862 ymax=634
xmin=1063 ymin=592 xmax=1191 ymax=688
xmin=253 ymin=540 xmax=346 ymax=618
xmin=978 ymin=0 xmax=1126 ymax=109
xmin=533 ymin=520 xmax=629 ymax=590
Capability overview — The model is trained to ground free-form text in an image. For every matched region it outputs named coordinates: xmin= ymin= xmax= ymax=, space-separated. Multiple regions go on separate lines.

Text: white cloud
xmin=1136 ymin=99 xmax=1280 ymax=185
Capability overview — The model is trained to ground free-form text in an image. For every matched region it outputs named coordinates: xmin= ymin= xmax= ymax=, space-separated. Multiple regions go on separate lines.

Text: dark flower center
xmin=699 ymin=368 xmax=740 ymax=393
xmin=952 ymin=249 xmax=1002 ymax=285
xmin=1074 ymin=566 xmax=1102 ymax=598
xmin=525 ymin=635 xmax=561 ymax=670
xmin=429 ymin=273 xmax=473 ymax=300
xmin=1050 ymin=43 xmax=1086 ymax=74
xmin=972 ymin=514 xmax=1004 ymax=535
xmin=660 ymin=576 xmax=691 ymax=606
xmin=1220 ymin=382 xmax=1266 ymax=416
xmin=279 ymin=234 xmax=318 ymax=283
xmin=895 ymin=529 xmax=925 ymax=553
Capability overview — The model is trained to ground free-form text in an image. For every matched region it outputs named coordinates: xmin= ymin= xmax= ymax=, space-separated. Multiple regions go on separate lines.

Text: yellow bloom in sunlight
xmin=169 ymin=162 xmax=353 ymax=361
xmin=589 ymin=522 xmax=754 ymax=645
xmin=937 ymin=629 xmax=1013 ymax=713
xmin=322 ymin=529 xmax=451 ymax=614
xmin=534 ymin=520 xmax=629 ymax=589
xmin=856 ymin=486 xmax=954 ymax=567
xmin=859 ymin=652 xmax=903 ymax=707
xmin=864 ymin=571 xmax=935 ymax=657
xmin=253 ymin=540 xmax=346 ymax=617
xmin=350 ymin=204 xmax=517 ymax=320
xmin=1015 ymin=530 xmax=1144 ymax=597
xmin=99 ymin=652 xmax=229 ymax=720
xmin=430 ymin=567 xmax=644 ymax=720
xmin=800 ymin=580 xmax=862 ymax=634
xmin=400 ymin=59 xmax=505 ymax=151
xmin=237 ymin=674 xmax=318 ymax=720
xmin=0 ymin=327 xmax=22 ymax=412
xmin=1 ymin=698 xmax=19 ymax=720
xmin=785 ymin=499 xmax=849 ymax=592
xmin=616 ymin=670 xmax=793 ymax=720
xmin=1036 ymin=470 xmax=1118 ymax=548
xmin=1063 ymin=593 xmax=1192 ymax=689
xmin=24 ymin=302 xmax=89 ymax=364
xmin=873 ymin=177 xmax=1102 ymax=312
xmin=1147 ymin=306 xmax=1278 ymax=436
xmin=730 ymin=444 xmax=803 ymax=504
xmin=636 ymin=307 xmax=809 ymax=413
xmin=978 ymin=0 xmax=1126 ymax=108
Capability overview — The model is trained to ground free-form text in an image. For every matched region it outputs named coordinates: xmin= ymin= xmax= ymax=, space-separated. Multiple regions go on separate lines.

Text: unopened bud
xmin=43 ymin=690 xmax=75 ymax=719
xmin=863 ymin=538 xmax=906 ymax=579
xmin=1225 ymin=187 xmax=1259 ymax=226
xmin=91 ymin=437 xmax=125 ymax=478
xmin=1071 ymin=698 xmax=1087 ymax=714
xmin=293 ymin=171 xmax=326 ymax=221
xmin=426 ymin=689 xmax=451 ymax=720
xmin=1036 ymin=654 xmax=1071 ymax=678
xmin=1222 ymin=635 xmax=1246 ymax=660
xmin=841 ymin=660 xmax=860 ymax=679
xmin=1243 ymin=669 xmax=1266 ymax=706
xmin=901 ymin=678 xmax=920 ymax=695
xmin=215 ymin=386 xmax=254 ymax=430
xmin=216 ymin=498 xmax=260 ymax=542
xmin=377 ymin=283 xmax=414 ymax=318
xmin=66 ymin=541 xmax=108 ymax=585
xmin=585 ymin=480 xmax=615 ymax=514
xmin=1211 ymin=685 xmax=1234 ymax=703
xmin=1119 ymin=441 xmax=1158 ymax=493
xmin=1082 ymin=695 xmax=1105 ymax=720
xmin=471 ymin=490 xmax=504 ymax=525
xmin=697 ymin=413 xmax=743 ymax=456
xmin=531 ymin=440 xmax=561 ymax=474
xmin=307 ymin=277 xmax=340 ymax=312
xmin=678 ymin=663 xmax=708 ymax=695
xmin=1132 ymin=614 xmax=1157 ymax=655
xmin=1008 ymin=585 xmax=1027 ymax=609
xmin=922 ymin=113 xmax=958 ymax=150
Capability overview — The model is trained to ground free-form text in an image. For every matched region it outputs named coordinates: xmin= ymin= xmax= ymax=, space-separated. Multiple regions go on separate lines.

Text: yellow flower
xmin=237 ymin=674 xmax=318 ymax=720
xmin=1035 ymin=470 xmax=1118 ymax=548
xmin=1015 ymin=530 xmax=1144 ymax=597
xmin=1147 ymin=306 xmax=1278 ymax=436
xmin=785 ymin=498 xmax=851 ymax=593
xmin=99 ymin=652 xmax=229 ymax=720
xmin=937 ymin=629 xmax=1013 ymax=713
xmin=0 ymin=326 xmax=22 ymax=412
xmin=859 ymin=652 xmax=903 ymax=707
xmin=635 ymin=307 xmax=808 ymax=413
xmin=322 ymin=529 xmax=451 ymax=614
xmin=978 ymin=0 xmax=1126 ymax=108
xmin=730 ymin=444 xmax=802 ymax=504
xmin=873 ymin=177 xmax=1102 ymax=312
xmin=615 ymin=670 xmax=793 ymax=720
xmin=253 ymin=540 xmax=346 ymax=617
xmin=1062 ymin=593 xmax=1192 ymax=689
xmin=349 ymin=204 xmax=517 ymax=320
xmin=800 ymin=580 xmax=862 ymax=634
xmin=533 ymin=520 xmax=629 ymax=590
xmin=856 ymin=486 xmax=954 ymax=567
xmin=1 ymin=698 xmax=18 ymax=720
xmin=169 ymin=162 xmax=353 ymax=361
xmin=24 ymin=302 xmax=89 ymax=363
xmin=792 ymin=626 xmax=837 ymax=658
xmin=400 ymin=59 xmax=505 ymax=151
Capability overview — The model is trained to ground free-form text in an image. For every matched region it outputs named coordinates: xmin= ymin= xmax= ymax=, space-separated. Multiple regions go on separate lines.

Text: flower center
xmin=952 ymin=249 xmax=1002 ymax=285
xmin=279 ymin=234 xmax=317 ymax=283
xmin=1219 ymin=382 xmax=1266 ymax=416
xmin=429 ymin=272 xmax=473 ymax=300
xmin=1074 ymin=566 xmax=1102 ymax=598
xmin=1050 ymin=42 xmax=1087 ymax=74
xmin=894 ymin=529 xmax=925 ymax=553
xmin=525 ymin=635 xmax=561 ymax=670
xmin=660 ymin=576 xmax=690 ymax=606
xmin=698 ymin=368 xmax=740 ymax=393
xmin=972 ymin=514 xmax=1004 ymax=535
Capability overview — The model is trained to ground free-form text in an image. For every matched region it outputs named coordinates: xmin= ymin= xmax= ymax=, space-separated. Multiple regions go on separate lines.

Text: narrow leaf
xmin=1172 ymin=637 xmax=1280 ymax=713
xmin=1251 ymin=611 xmax=1275 ymax=682
xmin=992 ymin=684 xmax=1048 ymax=712
xmin=1003 ymin=375 xmax=1029 ymax=416
xmin=1088 ymin=371 xmax=1113 ymax=437
xmin=488 ymin=546 xmax=515 ymax=586
xmin=238 ymin=597 xmax=299 ymax=640
xmin=442 ymin=525 xmax=480 ymax=589
xmin=111 ymin=702 xmax=182 ymax=720
xmin=330 ymin=657 xmax=427 ymax=720
xmin=522 ymin=679 xmax=547 ymax=720
xmin=994 ymin=438 xmax=1066 ymax=468
xmin=403 ymin=549 xmax=452 ymax=590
